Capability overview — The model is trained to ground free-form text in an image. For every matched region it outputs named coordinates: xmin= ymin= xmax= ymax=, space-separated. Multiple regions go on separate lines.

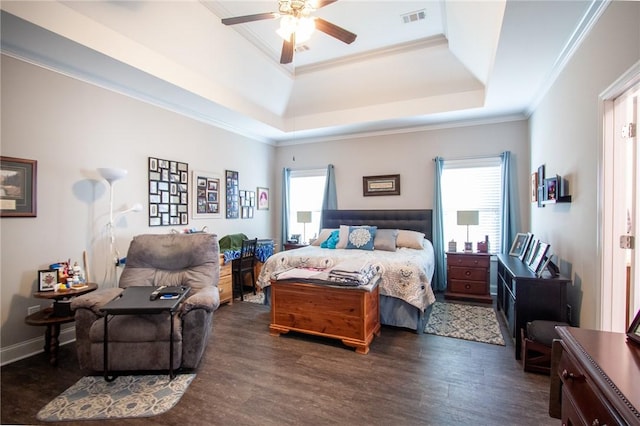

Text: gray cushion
xmin=374 ymin=229 xmax=399 ymax=252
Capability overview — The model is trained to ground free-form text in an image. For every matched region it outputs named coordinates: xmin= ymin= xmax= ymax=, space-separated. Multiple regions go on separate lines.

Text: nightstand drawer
xmin=218 ymin=275 xmax=232 ymax=304
xmin=448 ymin=266 xmax=487 ymax=282
xmin=448 ymin=254 xmax=490 ymax=268
xmin=449 ymin=279 xmax=487 ymax=295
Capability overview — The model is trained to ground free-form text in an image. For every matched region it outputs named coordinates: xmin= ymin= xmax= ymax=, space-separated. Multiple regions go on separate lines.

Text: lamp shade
xmin=297 ymin=211 xmax=312 ymax=224
xmin=457 ymin=210 xmax=479 ymax=226
xmin=98 ymin=168 xmax=128 ymax=184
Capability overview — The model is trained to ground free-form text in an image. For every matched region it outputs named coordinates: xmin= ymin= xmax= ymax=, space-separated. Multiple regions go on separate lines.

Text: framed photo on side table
xmin=38 ymin=269 xmax=58 ymax=292
xmin=627 ymin=310 xmax=640 ymax=345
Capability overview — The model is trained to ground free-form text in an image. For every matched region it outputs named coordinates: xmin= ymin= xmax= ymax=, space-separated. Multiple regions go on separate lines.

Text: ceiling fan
xmin=221 ymin=0 xmax=357 ymax=64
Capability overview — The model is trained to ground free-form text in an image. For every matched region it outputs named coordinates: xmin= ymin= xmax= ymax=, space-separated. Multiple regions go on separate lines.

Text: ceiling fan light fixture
xmin=276 ymin=15 xmax=315 ymax=43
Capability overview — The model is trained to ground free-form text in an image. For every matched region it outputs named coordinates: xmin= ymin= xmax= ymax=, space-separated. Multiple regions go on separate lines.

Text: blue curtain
xmin=500 ymin=151 xmax=518 ymax=253
xmin=320 ymin=164 xmax=337 ymax=228
xmin=281 ymin=168 xmax=291 ymax=251
xmin=432 ymin=157 xmax=447 ymax=291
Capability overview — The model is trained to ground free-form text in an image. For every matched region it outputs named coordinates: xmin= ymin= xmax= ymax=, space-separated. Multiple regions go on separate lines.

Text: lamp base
xmin=464 ymin=242 xmax=473 ymax=252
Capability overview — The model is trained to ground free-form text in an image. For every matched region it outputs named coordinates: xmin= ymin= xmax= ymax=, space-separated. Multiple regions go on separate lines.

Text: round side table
xmin=25 ymin=283 xmax=98 ymax=365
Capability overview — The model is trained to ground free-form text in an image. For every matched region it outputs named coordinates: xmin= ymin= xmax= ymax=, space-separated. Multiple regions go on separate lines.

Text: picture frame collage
xmin=509 ymin=232 xmax=554 ymax=278
xmin=148 ymin=157 xmax=189 ymax=226
xmin=192 ymin=170 xmax=222 ymax=219
xmin=239 ymin=190 xmax=255 ymax=219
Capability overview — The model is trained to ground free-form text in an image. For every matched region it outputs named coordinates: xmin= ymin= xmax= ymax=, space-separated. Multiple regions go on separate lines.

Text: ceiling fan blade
xmin=315 ymin=18 xmax=356 ymax=44
xmin=315 ymin=0 xmax=339 ymax=8
xmin=280 ymin=34 xmax=295 ymax=64
xmin=221 ymin=12 xmax=277 ymax=26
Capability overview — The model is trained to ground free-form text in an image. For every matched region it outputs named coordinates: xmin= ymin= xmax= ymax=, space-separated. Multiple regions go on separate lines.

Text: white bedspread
xmin=257 ymin=240 xmax=436 ymax=311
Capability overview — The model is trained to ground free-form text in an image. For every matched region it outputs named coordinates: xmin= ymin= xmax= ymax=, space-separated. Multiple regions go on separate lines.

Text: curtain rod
xmin=433 ymin=153 xmax=503 ymax=162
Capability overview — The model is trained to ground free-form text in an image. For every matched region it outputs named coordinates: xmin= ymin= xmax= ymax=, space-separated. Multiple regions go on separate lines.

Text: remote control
xmin=149 ymin=285 xmax=166 ymax=301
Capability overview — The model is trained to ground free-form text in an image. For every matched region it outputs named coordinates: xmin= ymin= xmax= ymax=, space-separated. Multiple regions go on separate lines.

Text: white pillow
xmin=396 ymin=230 xmax=425 ymax=249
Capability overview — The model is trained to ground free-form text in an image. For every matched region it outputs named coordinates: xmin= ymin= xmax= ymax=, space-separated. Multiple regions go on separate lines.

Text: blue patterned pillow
xmin=345 ymin=226 xmax=377 ymax=250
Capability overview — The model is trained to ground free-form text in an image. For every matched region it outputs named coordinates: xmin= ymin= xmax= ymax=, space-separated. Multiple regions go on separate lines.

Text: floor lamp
xmin=98 ymin=168 xmax=141 ymax=287
xmin=457 ymin=210 xmax=479 ymax=252
xmin=297 ymin=211 xmax=312 ymax=244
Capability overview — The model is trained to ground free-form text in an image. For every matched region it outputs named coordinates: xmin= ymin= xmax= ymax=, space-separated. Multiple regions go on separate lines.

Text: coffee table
xmin=100 ymin=286 xmax=190 ymax=381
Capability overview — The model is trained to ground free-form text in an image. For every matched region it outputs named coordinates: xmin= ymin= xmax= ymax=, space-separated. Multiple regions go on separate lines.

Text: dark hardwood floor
xmin=1 ymin=298 xmax=558 ymax=425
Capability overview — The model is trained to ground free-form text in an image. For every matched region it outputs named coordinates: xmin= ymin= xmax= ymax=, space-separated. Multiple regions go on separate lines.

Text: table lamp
xmin=457 ymin=210 xmax=479 ymax=252
xmin=296 ymin=211 xmax=312 ymax=244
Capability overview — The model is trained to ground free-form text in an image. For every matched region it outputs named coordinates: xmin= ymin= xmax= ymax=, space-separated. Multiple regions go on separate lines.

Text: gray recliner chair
xmin=71 ymin=233 xmax=220 ymax=373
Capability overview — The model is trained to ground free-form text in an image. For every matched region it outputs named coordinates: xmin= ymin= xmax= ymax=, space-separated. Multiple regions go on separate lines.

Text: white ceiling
xmin=0 ymin=0 xmax=605 ymax=145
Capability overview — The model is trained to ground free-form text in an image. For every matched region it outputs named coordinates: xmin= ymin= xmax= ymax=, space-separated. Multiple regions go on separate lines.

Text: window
xmin=288 ymin=168 xmax=326 ymax=244
xmin=441 ymin=157 xmax=502 ymax=254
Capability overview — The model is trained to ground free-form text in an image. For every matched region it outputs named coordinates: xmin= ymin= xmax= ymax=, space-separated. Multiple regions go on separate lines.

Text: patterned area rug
xmin=424 ymin=301 xmax=505 ymax=346
xmin=236 ymin=292 xmax=265 ymax=304
xmin=36 ymin=374 xmax=195 ymax=422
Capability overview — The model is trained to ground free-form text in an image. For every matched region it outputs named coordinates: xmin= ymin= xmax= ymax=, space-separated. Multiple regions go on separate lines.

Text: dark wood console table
xmin=496 ymin=254 xmax=570 ymax=359
xmin=556 ymin=326 xmax=640 ymax=425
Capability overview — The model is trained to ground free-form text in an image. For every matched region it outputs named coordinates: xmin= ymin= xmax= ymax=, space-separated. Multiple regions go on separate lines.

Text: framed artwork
xmin=545 ymin=175 xmax=559 ymax=201
xmin=509 ymin=233 xmax=529 ymax=257
xmin=192 ymin=170 xmax=222 ymax=219
xmin=523 ymin=238 xmax=538 ymax=265
xmin=38 ymin=269 xmax=58 ymax=292
xmin=239 ymin=190 xmax=255 ymax=219
xmin=148 ymin=157 xmax=189 ymax=226
xmin=528 ymin=241 xmax=550 ymax=274
xmin=225 ymin=170 xmax=239 ymax=219
xmin=518 ymin=233 xmax=534 ymax=261
xmin=530 ymin=172 xmax=538 ymax=203
xmin=627 ymin=309 xmax=640 ymax=345
xmin=257 ymin=187 xmax=269 ymax=210
xmin=363 ymin=174 xmax=400 ymax=196
xmin=0 ymin=156 xmax=37 ymax=217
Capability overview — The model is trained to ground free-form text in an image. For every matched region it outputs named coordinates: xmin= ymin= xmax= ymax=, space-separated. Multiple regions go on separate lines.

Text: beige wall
xmin=529 ymin=1 xmax=640 ymax=329
xmin=275 ymin=120 xmax=530 ymax=239
xmin=0 ymin=55 xmax=276 ymax=363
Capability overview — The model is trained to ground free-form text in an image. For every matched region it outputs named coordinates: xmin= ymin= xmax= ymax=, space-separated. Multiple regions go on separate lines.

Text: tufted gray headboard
xmin=322 ymin=209 xmax=433 ymax=241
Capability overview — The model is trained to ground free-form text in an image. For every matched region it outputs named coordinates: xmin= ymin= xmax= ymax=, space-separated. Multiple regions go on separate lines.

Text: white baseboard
xmin=0 ymin=326 xmax=76 ymax=366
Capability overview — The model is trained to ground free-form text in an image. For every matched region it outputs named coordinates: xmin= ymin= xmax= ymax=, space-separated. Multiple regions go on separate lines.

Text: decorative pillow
xmin=311 ymin=228 xmax=337 ymax=246
xmin=335 ymin=225 xmax=351 ymax=249
xmin=396 ymin=229 xmax=425 ymax=249
xmin=320 ymin=230 xmax=340 ymax=249
xmin=345 ymin=226 xmax=377 ymax=250
xmin=374 ymin=229 xmax=399 ymax=251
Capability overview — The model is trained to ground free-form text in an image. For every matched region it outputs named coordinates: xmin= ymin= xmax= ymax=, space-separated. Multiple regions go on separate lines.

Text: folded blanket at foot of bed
xmin=274 ymin=260 xmax=376 ymax=287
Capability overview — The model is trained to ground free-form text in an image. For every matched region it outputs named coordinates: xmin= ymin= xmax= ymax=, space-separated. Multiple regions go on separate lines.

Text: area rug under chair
xmin=36 ymin=373 xmax=195 ymax=422
xmin=424 ymin=301 xmax=505 ymax=346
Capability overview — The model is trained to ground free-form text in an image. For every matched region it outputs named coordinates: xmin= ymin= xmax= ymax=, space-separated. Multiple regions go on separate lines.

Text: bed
xmin=257 ymin=209 xmax=436 ymax=334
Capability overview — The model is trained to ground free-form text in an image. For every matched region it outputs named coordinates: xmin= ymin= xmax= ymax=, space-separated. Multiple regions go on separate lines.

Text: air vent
xmin=401 ymin=9 xmax=426 ymax=24
xmin=295 ymin=44 xmax=310 ymax=53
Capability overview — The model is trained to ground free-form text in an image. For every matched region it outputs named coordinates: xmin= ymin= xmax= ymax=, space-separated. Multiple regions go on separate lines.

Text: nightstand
xmin=445 ymin=252 xmax=492 ymax=304
xmin=218 ymin=254 xmax=232 ymax=305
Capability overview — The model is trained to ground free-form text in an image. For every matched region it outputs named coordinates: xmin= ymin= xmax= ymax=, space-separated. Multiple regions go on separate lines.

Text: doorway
xmin=601 ymin=64 xmax=640 ymax=332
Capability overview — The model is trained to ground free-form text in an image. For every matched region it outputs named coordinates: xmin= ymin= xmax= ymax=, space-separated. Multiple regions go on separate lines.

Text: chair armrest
xmin=70 ymin=287 xmax=123 ymax=315
xmin=181 ymin=286 xmax=220 ymax=314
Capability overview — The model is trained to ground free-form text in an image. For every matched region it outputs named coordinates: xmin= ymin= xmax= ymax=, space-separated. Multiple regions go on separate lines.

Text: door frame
xmin=599 ymin=61 xmax=640 ymax=331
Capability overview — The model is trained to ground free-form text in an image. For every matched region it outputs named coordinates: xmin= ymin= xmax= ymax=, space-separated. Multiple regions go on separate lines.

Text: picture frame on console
xmin=509 ymin=233 xmax=529 ymax=258
xmin=627 ymin=309 xmax=640 ymax=345
xmin=523 ymin=238 xmax=538 ymax=265
xmin=528 ymin=241 xmax=550 ymax=274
